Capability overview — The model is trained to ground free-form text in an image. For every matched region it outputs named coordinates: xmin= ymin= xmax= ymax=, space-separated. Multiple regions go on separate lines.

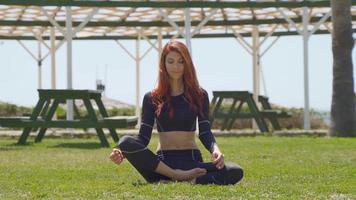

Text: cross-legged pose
xmin=110 ymin=40 xmax=243 ymax=185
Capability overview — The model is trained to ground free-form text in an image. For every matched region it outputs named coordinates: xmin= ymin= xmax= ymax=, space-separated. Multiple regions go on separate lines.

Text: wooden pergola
xmin=1 ymin=0 xmax=355 ymax=129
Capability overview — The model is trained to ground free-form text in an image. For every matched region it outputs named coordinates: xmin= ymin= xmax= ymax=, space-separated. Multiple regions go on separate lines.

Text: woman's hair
xmin=151 ymin=40 xmax=205 ymax=118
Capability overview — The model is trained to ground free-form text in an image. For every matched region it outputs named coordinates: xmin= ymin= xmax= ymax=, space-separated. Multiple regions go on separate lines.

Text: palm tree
xmin=330 ymin=0 xmax=356 ymax=136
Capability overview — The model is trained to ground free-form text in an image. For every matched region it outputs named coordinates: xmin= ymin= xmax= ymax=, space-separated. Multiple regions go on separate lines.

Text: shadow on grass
xmin=0 ymin=138 xmax=112 ymax=150
xmin=49 ymin=142 xmax=104 ymax=149
xmin=130 ymin=180 xmax=178 ymax=186
xmin=0 ymin=142 xmax=35 ymax=151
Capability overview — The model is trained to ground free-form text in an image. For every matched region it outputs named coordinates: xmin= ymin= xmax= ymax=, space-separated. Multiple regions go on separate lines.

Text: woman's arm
xmin=197 ymin=89 xmax=216 ymax=153
xmin=198 ymin=89 xmax=225 ymax=169
xmin=136 ymin=92 xmax=155 ymax=146
xmin=210 ymin=143 xmax=225 ymax=169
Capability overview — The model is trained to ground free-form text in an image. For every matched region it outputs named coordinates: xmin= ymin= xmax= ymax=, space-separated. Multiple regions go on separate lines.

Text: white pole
xmin=50 ymin=27 xmax=58 ymax=120
xmin=302 ymin=7 xmax=310 ymax=130
xmin=66 ymin=6 xmax=74 ymax=121
xmin=252 ymin=26 xmax=260 ymax=130
xmin=158 ymin=28 xmax=163 ymax=59
xmin=136 ymin=34 xmax=141 ymax=127
xmin=184 ymin=8 xmax=192 ymax=55
xmin=50 ymin=27 xmax=56 ymax=90
xmin=252 ymin=26 xmax=260 ymax=102
xmin=38 ymin=39 xmax=42 ymax=89
xmin=158 ymin=28 xmax=163 ymax=85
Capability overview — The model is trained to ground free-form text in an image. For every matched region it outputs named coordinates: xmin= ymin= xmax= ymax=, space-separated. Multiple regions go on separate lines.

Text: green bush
xmin=210 ymin=104 xmax=329 ymax=130
xmin=0 ymin=102 xmax=32 ymax=116
xmin=107 ymin=107 xmax=135 ymax=116
xmin=277 ymin=108 xmax=329 ymax=130
xmin=54 ymin=106 xmax=135 ymax=119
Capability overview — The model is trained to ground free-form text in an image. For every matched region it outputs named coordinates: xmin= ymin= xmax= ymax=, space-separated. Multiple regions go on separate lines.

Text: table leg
xmin=210 ymin=97 xmax=223 ymax=125
xmin=40 ymin=99 xmax=51 ymax=119
xmin=210 ymin=95 xmax=217 ymax=113
xmin=73 ymin=101 xmax=82 ymax=119
xmin=33 ymin=99 xmax=51 ymax=132
xmin=226 ymin=100 xmax=244 ymax=131
xmin=35 ymin=99 xmax=60 ymax=143
xmin=221 ymin=98 xmax=238 ymax=130
xmin=94 ymin=97 xmax=120 ymax=143
xmin=246 ymin=97 xmax=269 ymax=132
xmin=259 ymin=97 xmax=281 ymax=130
xmin=18 ymin=98 xmax=47 ymax=145
xmin=268 ymin=115 xmax=281 ymax=130
xmin=83 ymin=98 xmax=109 ymax=147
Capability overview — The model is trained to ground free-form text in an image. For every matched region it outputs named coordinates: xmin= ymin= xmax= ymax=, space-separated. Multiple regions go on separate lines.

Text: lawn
xmin=0 ymin=134 xmax=355 ymax=199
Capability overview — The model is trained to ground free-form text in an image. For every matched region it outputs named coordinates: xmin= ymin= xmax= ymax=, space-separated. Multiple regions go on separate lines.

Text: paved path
xmin=0 ymin=128 xmax=327 ymax=138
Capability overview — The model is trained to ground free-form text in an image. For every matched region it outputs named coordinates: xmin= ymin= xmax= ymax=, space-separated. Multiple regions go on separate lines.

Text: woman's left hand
xmin=211 ymin=149 xmax=225 ymax=170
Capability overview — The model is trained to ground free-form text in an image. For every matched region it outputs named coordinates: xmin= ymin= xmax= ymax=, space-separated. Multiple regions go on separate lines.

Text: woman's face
xmin=165 ymin=51 xmax=184 ymax=81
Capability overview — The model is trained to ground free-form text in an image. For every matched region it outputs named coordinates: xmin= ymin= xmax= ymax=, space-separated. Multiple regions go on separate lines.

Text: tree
xmin=330 ymin=0 xmax=356 ymax=136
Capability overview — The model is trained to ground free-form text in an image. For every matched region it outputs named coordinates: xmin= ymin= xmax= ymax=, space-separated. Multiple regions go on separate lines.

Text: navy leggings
xmin=118 ymin=135 xmax=243 ymax=185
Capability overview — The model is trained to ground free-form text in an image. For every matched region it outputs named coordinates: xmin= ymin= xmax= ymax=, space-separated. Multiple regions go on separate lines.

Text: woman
xmin=109 ymin=40 xmax=243 ymax=185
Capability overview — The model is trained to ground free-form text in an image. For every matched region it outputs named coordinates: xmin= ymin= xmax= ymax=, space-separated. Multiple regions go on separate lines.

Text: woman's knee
xmin=225 ymin=162 xmax=244 ymax=184
xmin=118 ymin=135 xmax=143 ymax=151
xmin=231 ymin=167 xmax=244 ymax=184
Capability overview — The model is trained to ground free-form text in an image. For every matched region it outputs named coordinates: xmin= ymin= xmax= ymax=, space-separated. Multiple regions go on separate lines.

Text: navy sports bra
xmin=137 ymin=88 xmax=216 ymax=153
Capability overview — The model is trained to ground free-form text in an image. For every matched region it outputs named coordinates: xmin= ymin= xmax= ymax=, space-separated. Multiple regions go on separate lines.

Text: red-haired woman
xmin=109 ymin=40 xmax=243 ymax=185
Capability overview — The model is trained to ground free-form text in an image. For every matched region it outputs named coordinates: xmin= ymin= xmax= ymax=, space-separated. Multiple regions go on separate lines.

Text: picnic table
xmin=0 ymin=89 xmax=137 ymax=147
xmin=209 ymin=91 xmax=290 ymax=132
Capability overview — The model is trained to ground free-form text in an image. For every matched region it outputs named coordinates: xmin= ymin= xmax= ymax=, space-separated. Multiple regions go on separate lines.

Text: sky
xmin=0 ymin=34 xmax=355 ymax=112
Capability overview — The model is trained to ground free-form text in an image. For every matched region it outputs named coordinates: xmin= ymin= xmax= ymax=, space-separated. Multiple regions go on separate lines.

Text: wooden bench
xmin=210 ymin=91 xmax=290 ymax=132
xmin=0 ymin=89 xmax=138 ymax=147
xmin=258 ymin=95 xmax=291 ymax=130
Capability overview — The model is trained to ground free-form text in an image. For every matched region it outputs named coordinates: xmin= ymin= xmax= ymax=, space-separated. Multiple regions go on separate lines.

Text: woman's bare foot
xmin=173 ymin=168 xmax=207 ymax=181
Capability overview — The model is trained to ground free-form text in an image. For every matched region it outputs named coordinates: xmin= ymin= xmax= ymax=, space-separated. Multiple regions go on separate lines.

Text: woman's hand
xmin=211 ymin=149 xmax=225 ymax=170
xmin=109 ymin=148 xmax=125 ymax=165
xmin=173 ymin=168 xmax=207 ymax=181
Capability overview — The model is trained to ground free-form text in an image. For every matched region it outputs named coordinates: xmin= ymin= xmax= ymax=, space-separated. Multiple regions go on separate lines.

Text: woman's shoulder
xmin=199 ymin=87 xmax=208 ymax=97
xmin=144 ymin=90 xmax=152 ymax=97
xmin=143 ymin=90 xmax=155 ymax=102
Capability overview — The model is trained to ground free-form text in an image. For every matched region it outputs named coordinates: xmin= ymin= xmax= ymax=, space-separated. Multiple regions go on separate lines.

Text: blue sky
xmin=0 ymin=34 xmax=355 ymax=111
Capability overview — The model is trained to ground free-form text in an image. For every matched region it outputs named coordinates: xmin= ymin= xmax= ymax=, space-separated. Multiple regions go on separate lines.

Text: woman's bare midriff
xmin=156 ymin=131 xmax=198 ymax=151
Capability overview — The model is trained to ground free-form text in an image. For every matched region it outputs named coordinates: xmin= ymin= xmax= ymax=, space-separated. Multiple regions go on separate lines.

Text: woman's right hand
xmin=173 ymin=168 xmax=207 ymax=181
xmin=109 ymin=148 xmax=125 ymax=165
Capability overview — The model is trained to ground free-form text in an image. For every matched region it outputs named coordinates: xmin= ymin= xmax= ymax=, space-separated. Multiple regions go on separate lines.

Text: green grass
xmin=0 ymin=135 xmax=355 ymax=200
